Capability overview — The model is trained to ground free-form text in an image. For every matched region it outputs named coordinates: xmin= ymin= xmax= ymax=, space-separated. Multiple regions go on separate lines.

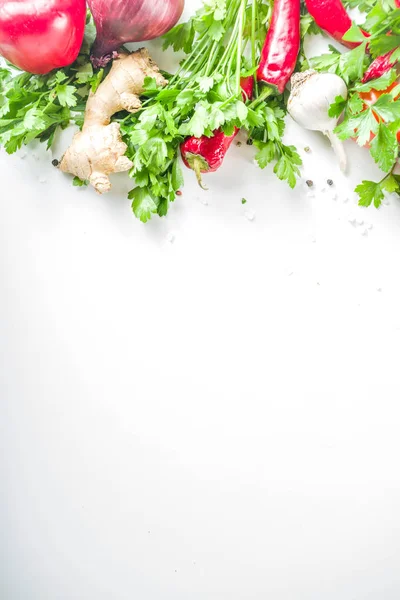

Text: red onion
xmin=88 ymin=0 xmax=185 ymax=67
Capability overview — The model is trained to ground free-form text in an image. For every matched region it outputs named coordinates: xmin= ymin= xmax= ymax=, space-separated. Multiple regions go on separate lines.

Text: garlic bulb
xmin=288 ymin=70 xmax=348 ymax=172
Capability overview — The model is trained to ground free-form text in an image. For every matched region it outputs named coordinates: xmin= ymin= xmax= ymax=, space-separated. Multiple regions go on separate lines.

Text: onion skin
xmin=88 ymin=0 xmax=185 ymax=66
xmin=0 ymin=0 xmax=86 ymax=74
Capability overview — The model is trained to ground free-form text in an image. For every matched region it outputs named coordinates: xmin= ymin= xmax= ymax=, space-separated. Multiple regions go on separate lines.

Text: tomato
xmin=358 ymin=82 xmax=400 ymax=145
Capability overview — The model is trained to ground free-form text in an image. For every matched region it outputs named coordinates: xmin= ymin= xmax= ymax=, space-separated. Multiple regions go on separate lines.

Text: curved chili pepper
xmin=180 ymin=77 xmax=254 ymax=188
xmin=0 ymin=0 xmax=86 ymax=74
xmin=305 ymin=0 xmax=369 ymax=49
xmin=362 ymin=50 xmax=396 ymax=83
xmin=257 ymin=0 xmax=300 ymax=94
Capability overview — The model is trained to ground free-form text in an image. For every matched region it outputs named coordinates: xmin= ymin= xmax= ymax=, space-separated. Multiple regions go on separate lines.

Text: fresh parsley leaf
xmin=335 ymin=110 xmax=378 ymax=146
xmin=339 ymin=43 xmax=368 ymax=84
xmin=274 ymin=144 xmax=302 ymax=188
xmin=23 ymin=107 xmax=46 ymax=130
xmin=372 ymin=94 xmax=400 ymax=121
xmin=369 ymin=35 xmax=400 ymax=59
xmin=370 ymin=123 xmax=398 ymax=171
xmin=162 ymin=21 xmax=195 ymax=54
xmin=342 ymin=23 xmax=367 ymax=43
xmin=382 ymin=173 xmax=400 ymax=193
xmin=129 ymin=187 xmax=159 ymax=222
xmin=355 ymin=180 xmax=384 ymax=207
xmin=328 ymin=95 xmax=348 ymax=118
xmin=73 ymin=176 xmax=88 ymax=187
xmin=254 ymin=140 xmax=275 ymax=169
xmin=236 ymin=101 xmax=248 ymax=123
xmin=310 ymin=47 xmax=341 ymax=74
xmin=347 ymin=93 xmax=364 ymax=114
xmin=354 ymin=69 xmax=397 ymax=93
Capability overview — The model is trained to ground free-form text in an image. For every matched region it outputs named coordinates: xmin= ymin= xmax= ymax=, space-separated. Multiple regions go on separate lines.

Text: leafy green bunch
xmin=122 ymin=0 xmax=303 ymax=221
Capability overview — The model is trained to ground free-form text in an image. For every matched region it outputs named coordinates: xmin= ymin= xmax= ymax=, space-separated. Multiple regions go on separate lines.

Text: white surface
xmin=1 ymin=3 xmax=400 ymax=599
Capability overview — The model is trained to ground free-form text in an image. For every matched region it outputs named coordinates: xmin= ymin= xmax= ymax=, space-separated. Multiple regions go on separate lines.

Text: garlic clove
xmin=288 ymin=70 xmax=348 ymax=170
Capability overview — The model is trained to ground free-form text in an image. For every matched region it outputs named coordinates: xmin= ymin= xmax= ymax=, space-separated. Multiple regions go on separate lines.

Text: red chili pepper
xmin=0 ymin=0 xmax=86 ymax=74
xmin=362 ymin=50 xmax=396 ymax=83
xmin=180 ymin=77 xmax=254 ymax=188
xmin=305 ymin=0 xmax=369 ymax=49
xmin=257 ymin=0 xmax=300 ymax=94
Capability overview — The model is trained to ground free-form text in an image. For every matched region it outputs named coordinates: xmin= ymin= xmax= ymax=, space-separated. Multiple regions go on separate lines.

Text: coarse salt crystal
xmin=244 ymin=209 xmax=255 ymax=221
xmin=166 ymin=232 xmax=175 ymax=244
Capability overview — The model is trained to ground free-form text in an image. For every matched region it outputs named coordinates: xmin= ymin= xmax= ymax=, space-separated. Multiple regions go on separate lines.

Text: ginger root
xmin=59 ymin=48 xmax=166 ymax=193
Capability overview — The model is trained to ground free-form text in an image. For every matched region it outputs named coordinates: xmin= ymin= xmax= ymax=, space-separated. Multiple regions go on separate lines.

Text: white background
xmin=1 ymin=1 xmax=400 ymax=598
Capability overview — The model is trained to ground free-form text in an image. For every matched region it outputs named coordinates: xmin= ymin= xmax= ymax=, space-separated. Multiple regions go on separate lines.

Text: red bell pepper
xmin=257 ymin=0 xmax=301 ymax=94
xmin=0 ymin=0 xmax=86 ymax=74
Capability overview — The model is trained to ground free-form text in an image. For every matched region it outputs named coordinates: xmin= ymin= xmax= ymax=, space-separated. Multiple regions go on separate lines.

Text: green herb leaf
xmin=355 ymin=180 xmax=384 ymax=208
xmin=354 ymin=69 xmax=397 ymax=92
xmin=372 ymin=95 xmax=400 ymax=122
xmin=129 ymin=187 xmax=159 ymax=222
xmin=73 ymin=176 xmax=88 ymax=187
xmin=254 ymin=140 xmax=275 ymax=169
xmin=382 ymin=174 xmax=400 ymax=193
xmin=328 ymin=95 xmax=348 ymax=118
xmin=342 ymin=23 xmax=367 ymax=43
xmin=56 ymin=84 xmax=77 ymax=108
xmin=162 ymin=20 xmax=195 ymax=54
xmin=339 ymin=43 xmax=368 ymax=84
xmin=370 ymin=123 xmax=398 ymax=171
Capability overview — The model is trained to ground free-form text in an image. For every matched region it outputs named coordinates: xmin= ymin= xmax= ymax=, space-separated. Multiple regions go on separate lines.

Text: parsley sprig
xmin=122 ymin=0 xmax=302 ymax=221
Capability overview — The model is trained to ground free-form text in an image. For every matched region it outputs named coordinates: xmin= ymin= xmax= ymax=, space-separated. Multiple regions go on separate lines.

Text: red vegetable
xmin=181 ymin=77 xmax=254 ymax=187
xmin=362 ymin=50 xmax=396 ymax=83
xmin=88 ymin=0 xmax=185 ymax=67
xmin=257 ymin=0 xmax=300 ymax=94
xmin=0 ymin=0 xmax=86 ymax=74
xmin=305 ymin=0 xmax=369 ymax=49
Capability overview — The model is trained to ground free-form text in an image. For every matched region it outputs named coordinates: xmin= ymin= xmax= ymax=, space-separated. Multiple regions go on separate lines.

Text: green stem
xmin=235 ymin=0 xmax=246 ymax=95
xmin=249 ymin=85 xmax=274 ymax=108
xmin=168 ymin=36 xmax=209 ymax=86
xmin=205 ymin=41 xmax=219 ymax=76
xmin=216 ymin=0 xmax=242 ymax=73
xmin=251 ymin=0 xmax=257 ymax=77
